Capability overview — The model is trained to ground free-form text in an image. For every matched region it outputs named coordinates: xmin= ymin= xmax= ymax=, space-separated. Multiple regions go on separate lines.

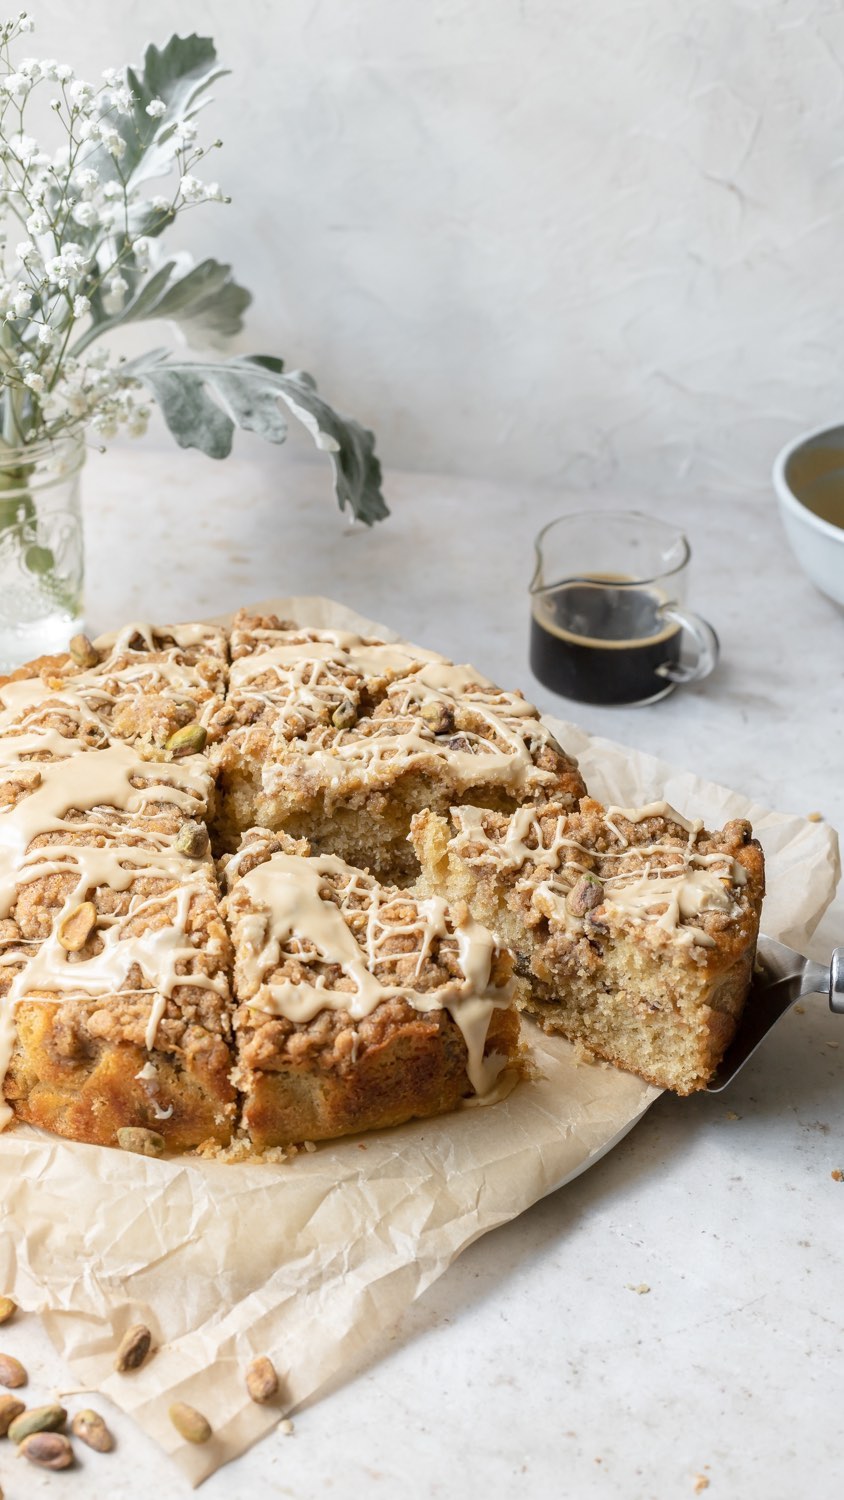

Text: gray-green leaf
xmin=123 ymin=351 xmax=388 ymax=524
xmin=87 ymin=34 xmax=228 ymax=189
xmin=72 ymin=259 xmax=251 ymax=354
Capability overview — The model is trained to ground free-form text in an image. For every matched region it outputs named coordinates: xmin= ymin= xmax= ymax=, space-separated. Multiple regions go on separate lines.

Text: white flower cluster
xmin=0 ymin=10 xmax=230 ymax=445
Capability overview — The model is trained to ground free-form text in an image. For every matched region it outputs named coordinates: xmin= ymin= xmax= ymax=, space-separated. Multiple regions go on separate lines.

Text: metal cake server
xmin=706 ymin=934 xmax=844 ymax=1091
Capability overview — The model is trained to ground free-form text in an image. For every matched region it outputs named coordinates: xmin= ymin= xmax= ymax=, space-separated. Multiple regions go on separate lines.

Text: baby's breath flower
xmin=73 ymin=166 xmax=99 ymax=197
xmin=40 ymin=58 xmax=58 ymax=79
xmin=100 ymin=126 xmax=126 ymax=160
xmin=91 ymin=410 xmax=118 ymax=438
xmin=3 ymin=72 xmax=32 ymax=96
xmin=179 ymin=174 xmax=204 ymax=203
xmin=101 ymin=180 xmax=124 ymax=201
xmin=54 ymin=62 xmax=73 ymax=83
xmin=72 ymin=294 xmax=90 ymax=317
xmin=71 ymin=200 xmax=98 ymax=228
xmin=16 ymin=238 xmax=36 ymax=262
xmin=172 ymin=120 xmax=198 ymax=147
xmin=37 ymin=323 xmax=55 ymax=346
xmin=101 ymin=67 xmax=119 ymax=85
xmin=110 ymin=85 xmax=133 ymax=115
xmin=25 ymin=209 xmax=48 ymax=234
xmin=151 ymin=194 xmax=170 ymax=212
xmin=203 ymin=182 xmax=228 ymax=202
xmin=145 ymin=98 xmax=166 ymax=118
xmin=7 ymin=133 xmax=38 ymax=161
xmin=102 ymin=272 xmax=128 ymax=314
xmin=23 ymin=371 xmax=45 ymax=393
xmin=18 ymin=57 xmax=40 ymax=78
xmin=11 ymin=284 xmax=31 ymax=317
xmin=18 ymin=14 xmax=35 ymax=33
xmin=68 ymin=79 xmax=95 ymax=107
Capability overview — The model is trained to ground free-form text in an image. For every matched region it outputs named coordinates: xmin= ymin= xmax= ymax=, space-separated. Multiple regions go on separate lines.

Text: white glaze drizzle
xmin=227 ymin=850 xmax=512 ymax=1097
xmin=450 ymin=801 xmax=749 ymax=949
xmin=228 ymin=627 xmax=561 ymax=793
xmin=0 ymin=619 xmax=226 ymax=748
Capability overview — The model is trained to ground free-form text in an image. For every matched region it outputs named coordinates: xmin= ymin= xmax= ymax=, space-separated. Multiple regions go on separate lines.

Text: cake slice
xmin=221 ymin=828 xmax=522 ymax=1149
xmin=212 ymin=611 xmax=586 ymax=879
xmin=0 ymin=618 xmax=228 ymax=752
xmin=0 ymin=742 xmax=235 ymax=1149
xmin=411 ymin=797 xmax=765 ymax=1094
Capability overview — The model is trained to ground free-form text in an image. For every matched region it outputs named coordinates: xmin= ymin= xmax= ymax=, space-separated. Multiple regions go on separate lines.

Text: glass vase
xmin=0 ymin=432 xmax=85 ymax=671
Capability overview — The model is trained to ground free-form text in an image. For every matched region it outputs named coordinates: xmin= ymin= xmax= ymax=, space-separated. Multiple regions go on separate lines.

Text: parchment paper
xmin=0 ymin=597 xmax=838 ymax=1487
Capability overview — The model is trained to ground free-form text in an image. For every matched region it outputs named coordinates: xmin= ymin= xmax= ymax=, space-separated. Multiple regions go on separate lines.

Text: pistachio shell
xmin=174 ymin=820 xmax=210 ymax=859
xmin=0 ymin=1354 xmax=26 ymax=1389
xmin=116 ymin=1128 xmax=164 ymax=1158
xmin=114 ymin=1323 xmax=152 ymax=1372
xmin=420 ymin=700 xmax=454 ymax=734
xmin=68 ymin=633 xmax=99 ymax=669
xmin=8 ymin=1404 xmax=66 ymax=1444
xmin=331 ymin=700 xmax=358 ymax=730
xmin=0 ymin=1394 xmax=25 ymax=1436
xmin=56 ymin=900 xmax=97 ymax=952
xmin=19 ymin=1430 xmax=74 ymax=1469
xmin=169 ymin=1401 xmax=212 ymax=1444
xmin=71 ymin=1407 xmax=113 ymax=1452
xmin=245 ymin=1355 xmax=279 ymax=1404
xmin=165 ymin=723 xmax=208 ymax=757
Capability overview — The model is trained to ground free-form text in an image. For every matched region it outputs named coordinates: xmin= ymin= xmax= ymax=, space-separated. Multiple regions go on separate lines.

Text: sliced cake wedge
xmin=411 ymin=797 xmax=765 ymax=1094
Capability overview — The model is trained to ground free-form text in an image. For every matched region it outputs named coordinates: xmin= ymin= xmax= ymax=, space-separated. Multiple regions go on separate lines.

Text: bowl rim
xmin=773 ymin=421 xmax=844 ymax=545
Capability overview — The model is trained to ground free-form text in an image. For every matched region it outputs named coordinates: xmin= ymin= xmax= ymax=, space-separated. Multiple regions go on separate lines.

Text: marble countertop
xmin=4 ymin=442 xmax=842 ymax=1500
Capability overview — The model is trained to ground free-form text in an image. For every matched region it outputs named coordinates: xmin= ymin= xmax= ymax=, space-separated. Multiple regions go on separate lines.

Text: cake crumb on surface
xmin=725 ymin=1110 xmax=740 ymax=1121
xmin=626 ymin=1283 xmax=650 ymax=1294
xmin=693 ymin=1477 xmax=710 ymax=1494
xmin=831 ymin=1169 xmax=842 ymax=1182
xmin=280 ymin=1418 xmax=294 ymax=1435
xmin=806 ymin=811 xmax=823 ymax=822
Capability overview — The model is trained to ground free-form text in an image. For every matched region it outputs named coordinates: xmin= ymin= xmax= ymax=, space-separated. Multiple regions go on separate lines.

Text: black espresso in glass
xmin=530 ymin=575 xmax=681 ymax=706
xmin=529 ymin=513 xmax=719 ymax=707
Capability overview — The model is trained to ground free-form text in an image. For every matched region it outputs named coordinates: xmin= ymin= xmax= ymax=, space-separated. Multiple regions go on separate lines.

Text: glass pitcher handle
xmin=656 ymin=606 xmax=720 ymax=685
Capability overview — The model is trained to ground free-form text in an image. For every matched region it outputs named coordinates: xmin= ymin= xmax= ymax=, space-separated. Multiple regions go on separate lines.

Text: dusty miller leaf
xmin=123 ymin=351 xmax=388 ymax=524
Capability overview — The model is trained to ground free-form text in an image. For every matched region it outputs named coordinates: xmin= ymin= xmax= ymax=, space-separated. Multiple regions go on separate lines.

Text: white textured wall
xmin=33 ymin=0 xmax=844 ymax=488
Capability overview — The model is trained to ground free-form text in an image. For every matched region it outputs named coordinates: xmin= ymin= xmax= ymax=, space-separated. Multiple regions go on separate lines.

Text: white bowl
xmin=773 ymin=423 xmax=844 ymax=607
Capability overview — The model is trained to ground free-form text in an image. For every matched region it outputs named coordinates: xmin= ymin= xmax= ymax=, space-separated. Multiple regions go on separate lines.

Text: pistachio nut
xmin=566 ymin=874 xmax=603 ymax=918
xmin=446 ymin=733 xmax=474 ymax=754
xmin=68 ymin=633 xmax=99 ymax=670
xmin=174 ymin=820 xmax=210 ymax=859
xmin=71 ymin=1408 xmax=113 ymax=1452
xmin=0 ymin=1394 xmax=25 ymax=1436
xmin=245 ymin=1355 xmax=279 ymax=1404
xmin=169 ymin=1401 xmax=212 ymax=1444
xmin=116 ymin=1128 xmax=164 ymax=1159
xmin=56 ymin=900 xmax=97 ymax=953
xmin=8 ymin=1404 xmax=66 ymax=1444
xmin=18 ymin=1430 xmax=74 ymax=1469
xmin=0 ymin=1298 xmax=15 ymax=1326
xmin=0 ymin=1354 xmax=26 ymax=1389
xmin=165 ymin=722 xmax=207 ymax=757
xmin=113 ymin=1323 xmax=152 ymax=1373
xmin=420 ymin=699 xmax=454 ymax=735
xmin=331 ymin=699 xmax=358 ymax=730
